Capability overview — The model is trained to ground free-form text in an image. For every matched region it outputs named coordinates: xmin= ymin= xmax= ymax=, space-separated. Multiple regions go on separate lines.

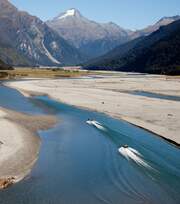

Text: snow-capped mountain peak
xmin=47 ymin=9 xmax=131 ymax=60
xmin=57 ymin=9 xmax=81 ymax=20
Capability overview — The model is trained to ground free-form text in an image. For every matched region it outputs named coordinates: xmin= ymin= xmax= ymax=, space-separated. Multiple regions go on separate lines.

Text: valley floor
xmin=6 ymin=72 xmax=180 ymax=145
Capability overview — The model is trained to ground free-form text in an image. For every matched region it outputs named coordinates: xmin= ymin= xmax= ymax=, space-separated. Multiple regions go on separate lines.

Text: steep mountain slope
xmin=47 ymin=9 xmax=131 ymax=59
xmin=85 ymin=36 xmax=144 ymax=69
xmin=0 ymin=1 xmax=178 ymax=67
xmin=85 ymin=19 xmax=180 ymax=75
xmin=0 ymin=0 xmax=84 ymax=66
xmin=131 ymin=16 xmax=180 ymax=39
xmin=47 ymin=10 xmax=179 ymax=61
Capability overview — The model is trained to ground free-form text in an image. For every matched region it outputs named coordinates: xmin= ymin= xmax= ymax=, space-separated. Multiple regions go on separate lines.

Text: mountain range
xmin=85 ymin=19 xmax=180 ymax=75
xmin=0 ymin=0 xmax=84 ymax=66
xmin=0 ymin=0 xmax=179 ymax=74
xmin=47 ymin=9 xmax=180 ymax=61
xmin=129 ymin=16 xmax=180 ymax=39
xmin=47 ymin=9 xmax=131 ymax=60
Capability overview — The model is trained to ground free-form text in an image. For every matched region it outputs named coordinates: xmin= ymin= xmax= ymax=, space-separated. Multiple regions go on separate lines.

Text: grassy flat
xmin=0 ymin=68 xmax=93 ymax=79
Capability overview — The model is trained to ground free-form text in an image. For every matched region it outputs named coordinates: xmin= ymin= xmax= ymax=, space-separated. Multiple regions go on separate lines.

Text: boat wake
xmin=119 ymin=147 xmax=151 ymax=169
xmin=86 ymin=120 xmax=106 ymax=131
xmin=87 ymin=120 xmax=152 ymax=170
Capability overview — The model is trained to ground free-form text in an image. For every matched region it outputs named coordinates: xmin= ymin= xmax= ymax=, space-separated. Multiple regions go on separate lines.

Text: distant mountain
xmin=0 ymin=1 xmax=179 ymax=68
xmin=47 ymin=9 xmax=131 ymax=60
xmin=0 ymin=0 xmax=84 ymax=66
xmin=47 ymin=11 xmax=180 ymax=62
xmin=85 ymin=19 xmax=180 ymax=75
xmin=130 ymin=15 xmax=180 ymax=39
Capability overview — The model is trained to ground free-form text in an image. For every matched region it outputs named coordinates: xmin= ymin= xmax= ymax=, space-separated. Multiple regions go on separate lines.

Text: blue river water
xmin=128 ymin=91 xmax=180 ymax=102
xmin=0 ymin=85 xmax=180 ymax=204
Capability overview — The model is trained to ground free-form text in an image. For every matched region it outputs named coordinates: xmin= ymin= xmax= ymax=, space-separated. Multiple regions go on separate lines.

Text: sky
xmin=10 ymin=0 xmax=180 ymax=30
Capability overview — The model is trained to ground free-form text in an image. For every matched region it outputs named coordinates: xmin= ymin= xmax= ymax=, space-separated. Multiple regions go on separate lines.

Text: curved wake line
xmin=86 ymin=120 xmax=106 ymax=131
xmin=86 ymin=120 xmax=153 ymax=170
xmin=119 ymin=147 xmax=152 ymax=169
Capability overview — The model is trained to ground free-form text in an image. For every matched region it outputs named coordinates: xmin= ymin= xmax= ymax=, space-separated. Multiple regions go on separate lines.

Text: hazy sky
xmin=10 ymin=0 xmax=180 ymax=30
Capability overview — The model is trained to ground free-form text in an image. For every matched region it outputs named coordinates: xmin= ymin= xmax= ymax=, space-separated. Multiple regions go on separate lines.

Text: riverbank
xmin=6 ymin=73 xmax=180 ymax=145
xmin=0 ymin=68 xmax=93 ymax=80
xmin=0 ymin=107 xmax=57 ymax=189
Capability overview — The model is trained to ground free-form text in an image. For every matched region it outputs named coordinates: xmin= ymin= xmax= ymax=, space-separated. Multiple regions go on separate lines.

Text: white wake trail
xmin=119 ymin=147 xmax=151 ymax=169
xmin=86 ymin=120 xmax=152 ymax=170
xmin=86 ymin=120 xmax=106 ymax=131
